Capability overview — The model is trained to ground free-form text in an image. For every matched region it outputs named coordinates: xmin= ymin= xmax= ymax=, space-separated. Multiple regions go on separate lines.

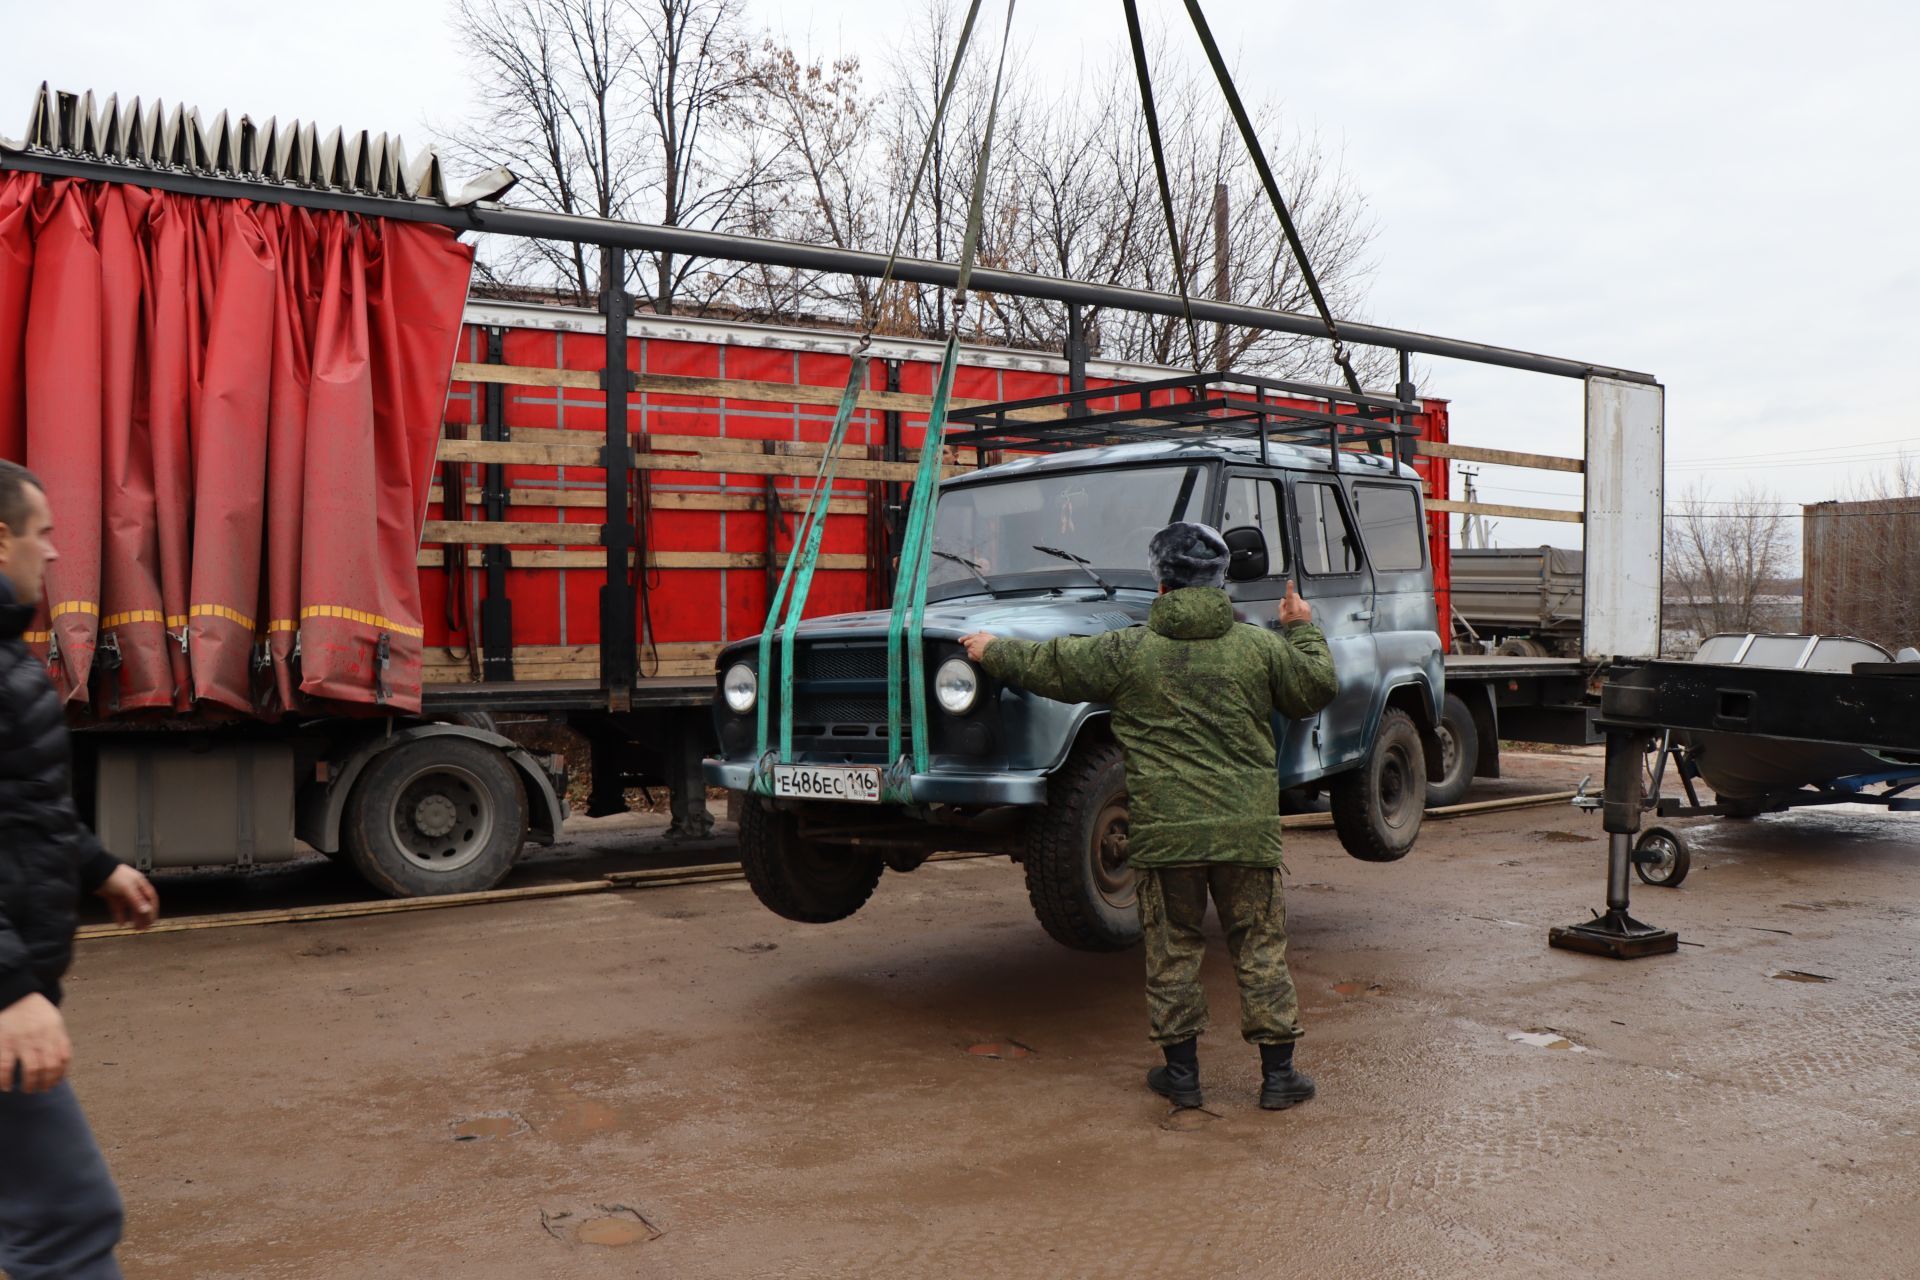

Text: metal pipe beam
xmin=0 ymin=149 xmax=1657 ymax=386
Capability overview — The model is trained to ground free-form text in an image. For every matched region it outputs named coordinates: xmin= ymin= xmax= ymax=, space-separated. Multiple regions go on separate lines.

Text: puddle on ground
xmin=452 ymin=1113 xmax=527 ymax=1142
xmin=967 ymin=1041 xmax=1035 ymax=1060
xmin=1532 ymin=830 xmax=1596 ymax=844
xmin=1331 ymin=981 xmax=1386 ymax=997
xmin=1159 ymin=1107 xmax=1221 ymax=1132
xmin=1508 ymin=1030 xmax=1586 ymax=1053
xmin=541 ymin=1205 xmax=661 ymax=1248
xmin=1769 ymin=969 xmax=1835 ymax=983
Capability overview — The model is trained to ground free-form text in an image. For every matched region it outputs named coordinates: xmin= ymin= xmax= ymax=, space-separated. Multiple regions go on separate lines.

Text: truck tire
xmin=1330 ymin=708 xmax=1425 ymax=863
xmin=344 ymin=737 xmax=529 ymax=897
xmin=1425 ymin=693 xmax=1479 ymax=808
xmin=1023 ymin=740 xmax=1141 ymax=952
xmin=738 ymin=798 xmax=883 ymax=923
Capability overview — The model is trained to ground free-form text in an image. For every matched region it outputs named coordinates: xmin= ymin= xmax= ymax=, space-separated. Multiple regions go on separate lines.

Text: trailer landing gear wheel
xmin=1426 ymin=692 xmax=1479 ymax=808
xmin=1024 ymin=740 xmax=1141 ymax=952
xmin=345 ymin=738 xmax=528 ymax=897
xmin=1633 ymin=826 xmax=1691 ymax=888
xmin=738 ymin=798 xmax=883 ymax=923
xmin=1331 ymin=708 xmax=1425 ymax=863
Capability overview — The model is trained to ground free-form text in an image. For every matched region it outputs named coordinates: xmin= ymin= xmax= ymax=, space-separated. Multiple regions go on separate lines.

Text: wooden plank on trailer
xmin=1416 ymin=440 xmax=1585 ymax=473
xmin=426 ymin=486 xmax=867 ymax=515
xmin=1427 ymin=498 xmax=1583 ymax=524
xmin=422 ymin=520 xmax=605 ymax=546
xmin=435 ymin=437 xmax=949 ymax=483
xmin=417 ymin=548 xmax=868 ymax=570
xmin=451 ymin=361 xmax=600 ymax=390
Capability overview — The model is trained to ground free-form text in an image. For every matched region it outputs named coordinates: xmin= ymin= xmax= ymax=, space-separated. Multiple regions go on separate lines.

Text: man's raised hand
xmin=1278 ymin=580 xmax=1312 ymax=629
xmin=960 ymin=632 xmax=996 ymax=663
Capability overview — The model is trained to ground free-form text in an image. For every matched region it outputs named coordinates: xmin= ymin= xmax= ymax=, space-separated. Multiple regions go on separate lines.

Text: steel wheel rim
xmin=1436 ymin=722 xmax=1460 ymax=781
xmin=389 ymin=762 xmax=496 ymax=874
xmin=1091 ymin=797 xmax=1135 ymax=910
xmin=1380 ymin=742 xmax=1418 ymax=830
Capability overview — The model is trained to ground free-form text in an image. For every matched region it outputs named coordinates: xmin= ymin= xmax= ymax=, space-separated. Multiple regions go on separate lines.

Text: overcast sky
xmin=6 ymin=0 xmax=1916 ymax=548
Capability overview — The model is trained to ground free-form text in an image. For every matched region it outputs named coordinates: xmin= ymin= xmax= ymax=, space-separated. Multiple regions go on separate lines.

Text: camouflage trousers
xmin=1137 ymin=864 xmax=1301 ymax=1046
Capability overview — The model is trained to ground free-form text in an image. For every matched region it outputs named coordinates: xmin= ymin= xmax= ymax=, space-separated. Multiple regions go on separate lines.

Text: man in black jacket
xmin=0 ymin=460 xmax=158 ymax=1280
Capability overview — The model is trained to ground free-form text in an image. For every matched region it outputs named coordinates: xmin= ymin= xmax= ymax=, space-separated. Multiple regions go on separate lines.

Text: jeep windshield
xmin=926 ymin=463 xmax=1209 ymax=600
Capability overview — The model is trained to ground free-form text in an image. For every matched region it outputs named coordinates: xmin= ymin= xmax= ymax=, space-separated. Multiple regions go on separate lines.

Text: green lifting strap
xmin=754 ymin=358 xmax=870 ymax=769
xmin=752 ymin=0 xmax=991 ymax=785
xmin=885 ymin=0 xmax=1018 ymax=791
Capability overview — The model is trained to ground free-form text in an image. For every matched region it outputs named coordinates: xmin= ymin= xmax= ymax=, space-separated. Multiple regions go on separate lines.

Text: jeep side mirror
xmin=1223 ymin=526 xmax=1268 ymax=582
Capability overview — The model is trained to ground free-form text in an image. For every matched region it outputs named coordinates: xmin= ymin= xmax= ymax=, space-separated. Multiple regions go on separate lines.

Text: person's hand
xmin=0 ymin=993 xmax=70 ymax=1093
xmin=96 ymin=864 xmax=160 ymax=931
xmin=959 ymin=632 xmax=997 ymax=662
xmin=1278 ymin=580 xmax=1312 ymax=628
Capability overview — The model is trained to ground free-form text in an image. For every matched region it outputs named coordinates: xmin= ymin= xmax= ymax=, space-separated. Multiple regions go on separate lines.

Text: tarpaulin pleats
xmin=0 ymin=172 xmax=472 ymax=717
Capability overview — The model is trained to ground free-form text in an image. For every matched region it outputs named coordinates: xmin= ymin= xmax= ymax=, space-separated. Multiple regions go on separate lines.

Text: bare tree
xmin=1803 ymin=454 xmax=1920 ymax=650
xmin=445 ymin=0 xmax=648 ymax=303
xmin=1664 ymin=482 xmax=1798 ymax=649
xmin=730 ymin=43 xmax=883 ymax=325
xmin=629 ymin=0 xmax=781 ymax=313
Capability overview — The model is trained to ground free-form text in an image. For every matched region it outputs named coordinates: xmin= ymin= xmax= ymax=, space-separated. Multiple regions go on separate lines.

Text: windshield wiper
xmin=932 ymin=549 xmax=997 ymax=594
xmin=1032 ymin=545 xmax=1116 ymax=598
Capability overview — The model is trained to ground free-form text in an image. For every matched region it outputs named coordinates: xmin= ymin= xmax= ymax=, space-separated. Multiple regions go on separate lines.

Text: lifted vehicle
xmin=708 ymin=376 xmax=1446 ymax=951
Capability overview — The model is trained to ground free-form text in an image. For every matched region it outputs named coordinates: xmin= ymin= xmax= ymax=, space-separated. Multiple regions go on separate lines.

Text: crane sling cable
xmin=1122 ymin=0 xmax=1208 ymax=380
xmin=885 ymin=0 xmax=1020 ymax=794
xmin=752 ymin=0 xmax=991 ymax=778
xmin=1174 ymin=0 xmax=1391 ymax=454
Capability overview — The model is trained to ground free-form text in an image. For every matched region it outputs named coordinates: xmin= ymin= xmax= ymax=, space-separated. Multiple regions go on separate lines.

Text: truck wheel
xmin=1330 ymin=708 xmax=1425 ymax=863
xmin=1023 ymin=740 xmax=1141 ymax=952
xmin=738 ymin=798 xmax=883 ymax=923
xmin=344 ymin=738 xmax=528 ymax=897
xmin=1425 ymin=693 xmax=1479 ymax=808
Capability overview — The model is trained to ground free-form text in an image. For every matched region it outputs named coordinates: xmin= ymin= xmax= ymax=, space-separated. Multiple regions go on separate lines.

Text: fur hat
xmin=1148 ymin=521 xmax=1230 ymax=590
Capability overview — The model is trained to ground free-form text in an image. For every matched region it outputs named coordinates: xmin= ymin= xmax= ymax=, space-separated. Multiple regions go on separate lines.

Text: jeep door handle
xmin=1351 ymin=609 xmax=1375 ymax=622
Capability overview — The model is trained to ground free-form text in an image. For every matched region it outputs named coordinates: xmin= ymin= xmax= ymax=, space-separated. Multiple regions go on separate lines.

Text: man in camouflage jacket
xmin=961 ymin=521 xmax=1336 ymax=1111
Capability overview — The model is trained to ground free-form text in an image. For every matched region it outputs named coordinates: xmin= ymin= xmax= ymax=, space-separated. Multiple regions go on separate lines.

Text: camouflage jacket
xmin=982 ymin=588 xmax=1336 ymax=869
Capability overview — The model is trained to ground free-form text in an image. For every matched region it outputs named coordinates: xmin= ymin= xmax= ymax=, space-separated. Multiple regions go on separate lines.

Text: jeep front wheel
xmin=1023 ymin=740 xmax=1142 ymax=952
xmin=1330 ymin=707 xmax=1425 ymax=862
xmin=738 ymin=797 xmax=884 ymax=923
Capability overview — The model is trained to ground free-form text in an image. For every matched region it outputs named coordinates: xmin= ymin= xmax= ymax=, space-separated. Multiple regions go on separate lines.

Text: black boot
xmin=1258 ymin=1041 xmax=1316 ymax=1111
xmin=1146 ymin=1038 xmax=1203 ymax=1108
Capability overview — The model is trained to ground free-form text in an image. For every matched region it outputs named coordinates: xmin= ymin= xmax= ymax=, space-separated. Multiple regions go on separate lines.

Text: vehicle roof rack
xmin=942 ymin=370 xmax=1421 ymax=471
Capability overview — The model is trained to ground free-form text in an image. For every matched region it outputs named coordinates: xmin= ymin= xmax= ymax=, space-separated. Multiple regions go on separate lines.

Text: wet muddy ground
xmin=63 ymin=751 xmax=1920 ymax=1279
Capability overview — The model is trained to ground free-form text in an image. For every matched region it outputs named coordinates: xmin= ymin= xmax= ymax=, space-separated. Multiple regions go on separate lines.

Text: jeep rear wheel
xmin=1331 ymin=708 xmax=1425 ymax=863
xmin=1023 ymin=740 xmax=1141 ymax=952
xmin=739 ymin=797 xmax=884 ymax=923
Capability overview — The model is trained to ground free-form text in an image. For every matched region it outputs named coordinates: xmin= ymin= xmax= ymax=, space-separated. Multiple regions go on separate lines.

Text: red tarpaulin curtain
xmin=0 ymin=172 xmax=473 ymax=718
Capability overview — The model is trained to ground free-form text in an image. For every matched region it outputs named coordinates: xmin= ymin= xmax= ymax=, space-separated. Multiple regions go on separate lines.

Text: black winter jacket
xmin=0 ymin=574 xmax=119 ymax=1009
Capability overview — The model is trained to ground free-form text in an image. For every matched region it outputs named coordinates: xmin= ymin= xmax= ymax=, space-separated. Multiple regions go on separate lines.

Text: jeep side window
xmin=1351 ymin=482 xmax=1425 ymax=572
xmin=1220 ymin=476 xmax=1288 ymax=576
xmin=1294 ymin=481 xmax=1362 ymax=575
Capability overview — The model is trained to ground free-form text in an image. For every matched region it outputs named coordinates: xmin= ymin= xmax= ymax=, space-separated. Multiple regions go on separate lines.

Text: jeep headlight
xmin=935 ymin=657 xmax=981 ymax=715
xmin=722 ymin=663 xmax=758 ymax=714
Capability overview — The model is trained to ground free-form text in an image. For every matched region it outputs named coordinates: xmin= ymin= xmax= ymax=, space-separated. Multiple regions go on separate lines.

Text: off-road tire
xmin=738 ymin=798 xmax=883 ymax=923
xmin=1330 ymin=708 xmax=1425 ymax=863
xmin=344 ymin=737 xmax=528 ymax=897
xmin=1023 ymin=740 xmax=1141 ymax=952
xmin=1425 ymin=693 xmax=1479 ymax=808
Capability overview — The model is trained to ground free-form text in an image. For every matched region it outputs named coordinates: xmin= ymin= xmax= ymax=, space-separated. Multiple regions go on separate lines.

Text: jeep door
xmin=1289 ymin=476 xmax=1378 ymax=773
xmin=1218 ymin=470 xmax=1318 ymax=787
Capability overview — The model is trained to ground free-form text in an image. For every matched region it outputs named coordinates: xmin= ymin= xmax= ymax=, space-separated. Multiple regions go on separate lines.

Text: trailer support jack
xmin=1549 ymin=727 xmax=1679 ymax=959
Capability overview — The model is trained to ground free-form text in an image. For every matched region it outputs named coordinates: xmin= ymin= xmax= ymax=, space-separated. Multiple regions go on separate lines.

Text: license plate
xmin=771 ymin=764 xmax=883 ymax=804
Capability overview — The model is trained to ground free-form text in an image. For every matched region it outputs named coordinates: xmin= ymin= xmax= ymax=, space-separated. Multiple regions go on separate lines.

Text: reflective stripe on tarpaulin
xmin=0 ymin=170 xmax=473 ymax=717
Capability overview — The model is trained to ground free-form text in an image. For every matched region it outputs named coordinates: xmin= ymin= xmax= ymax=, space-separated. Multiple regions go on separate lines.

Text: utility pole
xmin=1211 ymin=181 xmax=1230 ymax=369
